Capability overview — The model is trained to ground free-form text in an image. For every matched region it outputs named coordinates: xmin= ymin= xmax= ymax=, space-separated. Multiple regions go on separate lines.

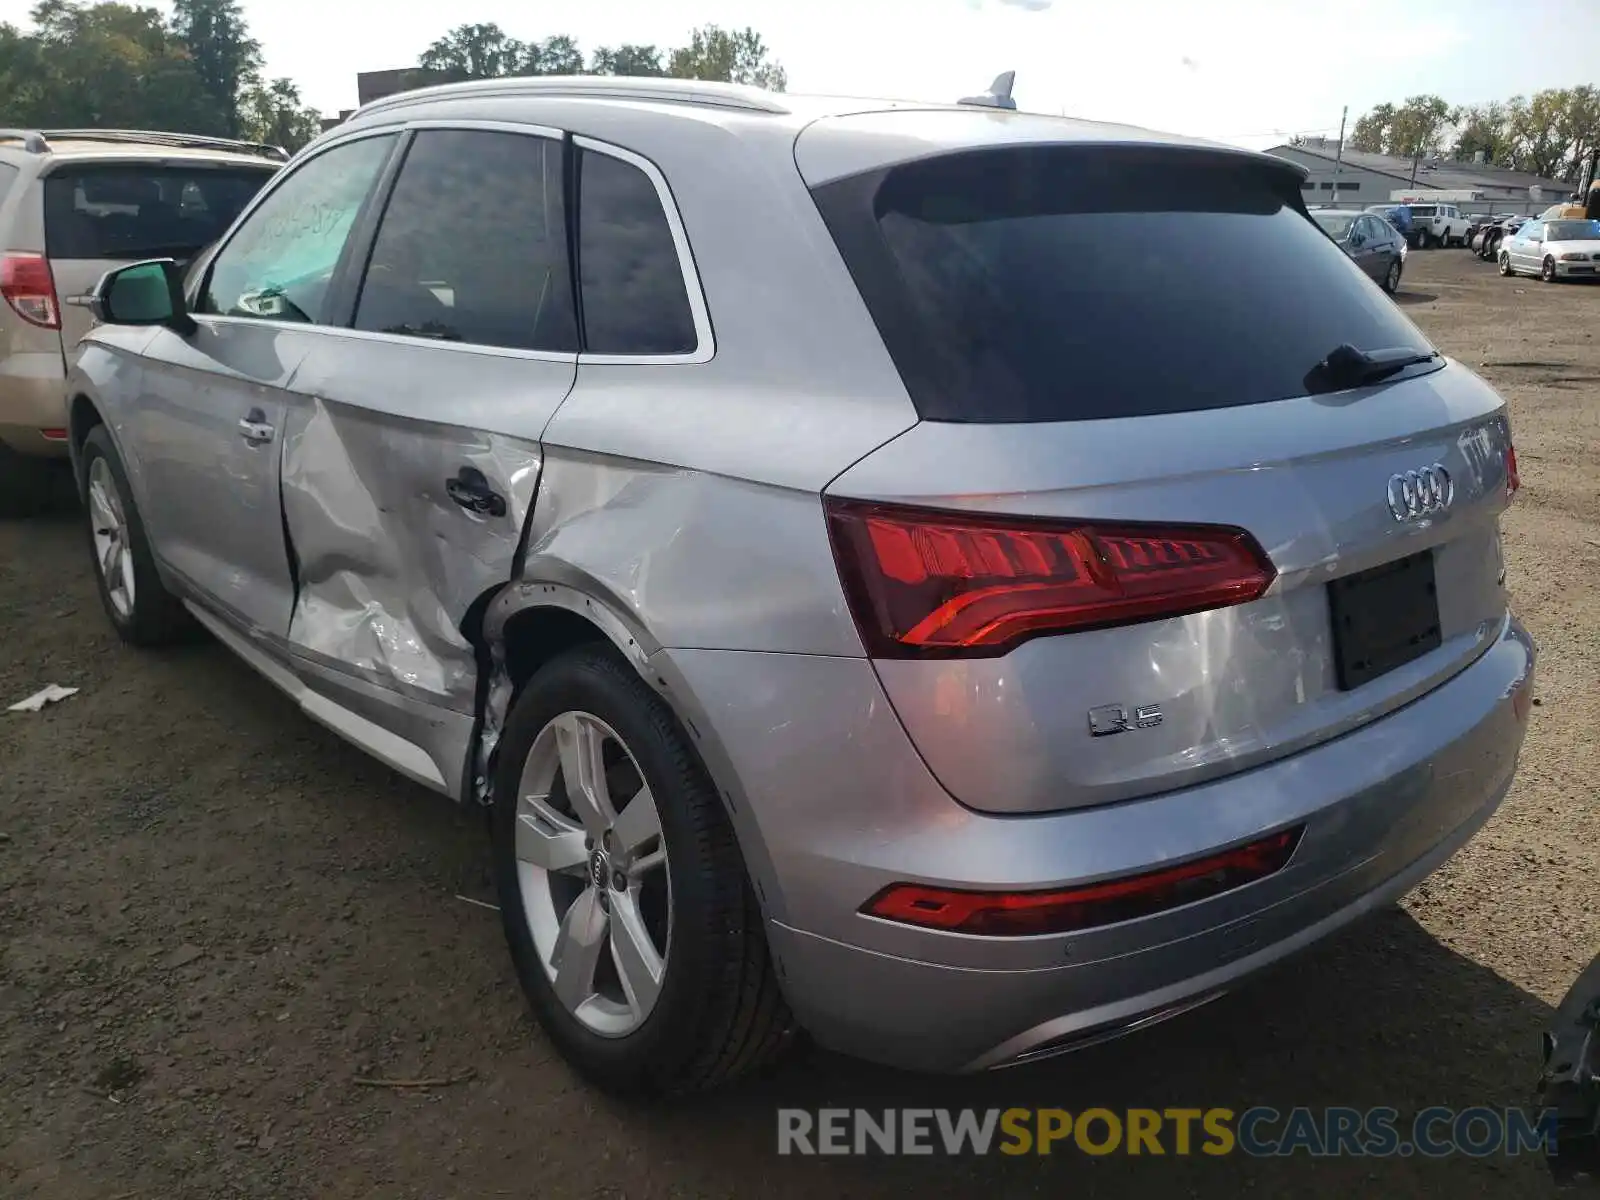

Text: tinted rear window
xmin=811 ymin=146 xmax=1434 ymax=422
xmin=44 ymin=165 xmax=273 ymax=261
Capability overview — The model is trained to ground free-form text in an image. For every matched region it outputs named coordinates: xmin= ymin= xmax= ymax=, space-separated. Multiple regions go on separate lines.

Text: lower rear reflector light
xmin=39 ymin=428 xmax=67 ymax=441
xmin=862 ymin=827 xmax=1304 ymax=937
xmin=825 ymin=498 xmax=1275 ymax=658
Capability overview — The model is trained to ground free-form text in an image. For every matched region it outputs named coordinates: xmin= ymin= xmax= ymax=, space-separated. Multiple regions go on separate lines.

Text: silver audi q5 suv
xmin=65 ymin=77 xmax=1535 ymax=1095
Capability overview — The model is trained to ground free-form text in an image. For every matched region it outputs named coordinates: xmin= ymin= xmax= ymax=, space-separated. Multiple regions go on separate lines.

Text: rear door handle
xmin=238 ymin=407 xmax=274 ymax=446
xmin=445 ymin=466 xmax=507 ymax=517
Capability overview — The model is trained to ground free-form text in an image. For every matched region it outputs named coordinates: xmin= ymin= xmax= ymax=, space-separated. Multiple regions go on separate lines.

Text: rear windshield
xmin=44 ymin=164 xmax=274 ymax=261
xmin=811 ymin=145 xmax=1433 ymax=422
xmin=1409 ymin=206 xmax=1437 ymax=217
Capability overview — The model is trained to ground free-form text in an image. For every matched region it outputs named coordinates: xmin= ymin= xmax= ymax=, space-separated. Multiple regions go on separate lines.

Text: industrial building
xmin=1268 ymin=138 xmax=1576 ymax=210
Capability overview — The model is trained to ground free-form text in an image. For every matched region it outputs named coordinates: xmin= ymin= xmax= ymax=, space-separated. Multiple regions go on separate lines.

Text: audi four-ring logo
xmin=1387 ymin=464 xmax=1454 ymax=521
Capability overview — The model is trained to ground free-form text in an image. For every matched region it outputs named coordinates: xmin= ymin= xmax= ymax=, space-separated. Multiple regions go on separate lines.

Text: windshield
xmin=811 ymin=144 xmax=1433 ymax=422
xmin=1312 ymin=213 xmax=1357 ymax=238
xmin=44 ymin=164 xmax=274 ymax=261
xmin=1545 ymin=220 xmax=1600 ymax=241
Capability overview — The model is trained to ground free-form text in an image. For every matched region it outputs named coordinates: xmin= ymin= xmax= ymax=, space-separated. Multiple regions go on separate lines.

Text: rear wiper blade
xmin=1305 ymin=344 xmax=1440 ymax=394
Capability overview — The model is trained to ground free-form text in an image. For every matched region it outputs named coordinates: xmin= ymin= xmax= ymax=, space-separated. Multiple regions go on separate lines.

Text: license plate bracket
xmin=1327 ymin=550 xmax=1442 ymax=690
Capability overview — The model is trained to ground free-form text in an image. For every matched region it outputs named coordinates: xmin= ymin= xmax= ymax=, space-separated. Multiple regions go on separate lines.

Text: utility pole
xmin=1332 ymin=106 xmax=1347 ymax=203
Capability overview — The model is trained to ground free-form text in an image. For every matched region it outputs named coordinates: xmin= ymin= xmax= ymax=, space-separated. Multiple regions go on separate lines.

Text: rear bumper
xmin=0 ymin=349 xmax=69 ymax=457
xmin=658 ymin=614 xmax=1535 ymax=1074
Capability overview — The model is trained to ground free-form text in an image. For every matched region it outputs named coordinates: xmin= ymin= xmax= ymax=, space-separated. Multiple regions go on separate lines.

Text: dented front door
xmin=273 ymin=123 xmax=580 ymax=796
xmin=275 ymin=334 xmax=574 ymax=792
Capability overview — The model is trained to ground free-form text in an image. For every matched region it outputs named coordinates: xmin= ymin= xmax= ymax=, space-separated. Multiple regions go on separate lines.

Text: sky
xmin=4 ymin=0 xmax=1598 ymax=149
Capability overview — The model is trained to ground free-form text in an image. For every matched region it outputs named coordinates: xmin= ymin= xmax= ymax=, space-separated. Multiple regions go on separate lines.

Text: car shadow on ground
xmin=623 ymin=913 xmax=1560 ymax=1194
xmin=142 ymin=618 xmax=1563 ymax=1197
xmin=1395 ymin=290 xmax=1441 ymax=306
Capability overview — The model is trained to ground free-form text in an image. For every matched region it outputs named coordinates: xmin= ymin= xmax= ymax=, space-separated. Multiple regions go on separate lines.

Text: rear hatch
xmin=805 ymin=122 xmax=1517 ymax=816
xmin=44 ymin=159 xmax=275 ymax=350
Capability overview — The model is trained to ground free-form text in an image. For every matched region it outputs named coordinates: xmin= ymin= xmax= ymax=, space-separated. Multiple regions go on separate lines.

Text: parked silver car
xmin=1498 ymin=218 xmax=1600 ymax=282
xmin=64 ymin=77 xmax=1535 ymax=1095
xmin=0 ymin=129 xmax=280 ymax=514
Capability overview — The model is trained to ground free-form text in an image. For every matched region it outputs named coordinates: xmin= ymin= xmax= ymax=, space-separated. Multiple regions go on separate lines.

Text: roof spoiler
xmin=959 ymin=71 xmax=1018 ymax=111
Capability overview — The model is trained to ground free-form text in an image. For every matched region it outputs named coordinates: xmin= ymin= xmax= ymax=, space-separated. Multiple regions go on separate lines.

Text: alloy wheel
xmin=87 ymin=456 xmax=135 ymax=620
xmin=514 ymin=710 xmax=672 ymax=1037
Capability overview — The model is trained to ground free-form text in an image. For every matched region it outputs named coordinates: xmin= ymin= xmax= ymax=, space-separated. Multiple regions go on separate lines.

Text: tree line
xmin=1333 ymin=87 xmax=1600 ymax=183
xmin=416 ymin=22 xmax=787 ymax=91
xmin=0 ymin=1 xmax=322 ymax=151
xmin=0 ymin=4 xmax=790 ymax=159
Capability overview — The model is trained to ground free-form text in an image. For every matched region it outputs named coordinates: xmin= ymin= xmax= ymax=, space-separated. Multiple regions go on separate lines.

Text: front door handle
xmin=445 ymin=466 xmax=507 ymax=517
xmin=238 ymin=407 xmax=274 ymax=446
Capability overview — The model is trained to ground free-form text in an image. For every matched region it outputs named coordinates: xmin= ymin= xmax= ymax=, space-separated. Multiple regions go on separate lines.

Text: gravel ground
xmin=2 ymin=250 xmax=1597 ymax=1198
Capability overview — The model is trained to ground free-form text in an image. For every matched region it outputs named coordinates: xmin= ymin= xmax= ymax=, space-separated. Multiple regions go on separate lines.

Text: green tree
xmin=1505 ymin=86 xmax=1600 ymax=181
xmin=526 ymin=34 xmax=584 ymax=75
xmin=419 ymin=22 xmax=529 ymax=80
xmin=1451 ymin=101 xmax=1512 ymax=165
xmin=239 ymin=76 xmax=320 ymax=152
xmin=1347 ymin=103 xmax=1393 ymax=154
xmin=169 ymin=0 xmax=260 ymax=137
xmin=667 ymin=25 xmax=787 ymax=91
xmin=590 ymin=44 xmax=664 ymax=77
xmin=1347 ymin=96 xmax=1450 ymax=158
xmin=21 ymin=1 xmax=213 ymax=130
xmin=0 ymin=22 xmax=46 ymax=118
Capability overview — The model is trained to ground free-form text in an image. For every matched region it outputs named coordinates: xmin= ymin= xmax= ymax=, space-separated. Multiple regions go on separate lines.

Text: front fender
xmin=65 ymin=329 xmax=159 ymax=504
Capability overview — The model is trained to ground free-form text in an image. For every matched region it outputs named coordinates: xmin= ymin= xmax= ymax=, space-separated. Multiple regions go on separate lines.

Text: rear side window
xmin=43 ymin=165 xmax=272 ymax=261
xmin=576 ymin=148 xmax=696 ymax=356
xmin=354 ymin=129 xmax=576 ymax=352
xmin=812 ymin=145 xmax=1433 ymax=422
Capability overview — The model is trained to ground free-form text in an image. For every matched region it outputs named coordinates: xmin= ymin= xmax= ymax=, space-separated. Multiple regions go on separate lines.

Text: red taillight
xmin=1505 ymin=445 xmax=1520 ymax=499
xmin=862 ymin=827 xmax=1303 ymax=937
xmin=825 ymin=498 xmax=1276 ymax=658
xmin=0 ymin=252 xmax=60 ymax=329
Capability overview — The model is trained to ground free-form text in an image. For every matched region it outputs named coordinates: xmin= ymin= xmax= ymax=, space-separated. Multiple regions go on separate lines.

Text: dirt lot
xmin=2 ymin=249 xmax=1598 ymax=1198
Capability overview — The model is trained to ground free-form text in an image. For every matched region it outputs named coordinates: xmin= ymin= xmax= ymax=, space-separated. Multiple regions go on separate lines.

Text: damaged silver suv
xmin=68 ymin=77 xmax=1534 ymax=1096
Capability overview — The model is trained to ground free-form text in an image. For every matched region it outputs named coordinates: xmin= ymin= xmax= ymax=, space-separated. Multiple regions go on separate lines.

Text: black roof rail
xmin=0 ymin=129 xmax=50 ymax=153
xmin=40 ymin=129 xmax=289 ymax=161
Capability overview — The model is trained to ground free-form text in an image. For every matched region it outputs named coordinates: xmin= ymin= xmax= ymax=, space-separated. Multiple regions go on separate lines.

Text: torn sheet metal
xmin=279 ymin=396 xmax=541 ymax=713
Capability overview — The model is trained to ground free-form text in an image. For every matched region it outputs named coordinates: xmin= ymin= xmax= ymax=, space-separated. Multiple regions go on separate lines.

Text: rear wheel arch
xmin=476 ymin=586 xmax=787 ymax=925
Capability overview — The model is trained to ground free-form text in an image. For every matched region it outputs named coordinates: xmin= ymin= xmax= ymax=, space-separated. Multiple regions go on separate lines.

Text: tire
xmin=492 ymin=645 xmax=795 ymax=1096
xmin=79 ymin=425 xmax=191 ymax=646
xmin=1499 ymin=252 xmax=1515 ymax=277
xmin=0 ymin=441 xmax=72 ymax=518
xmin=1382 ymin=259 xmax=1402 ymax=294
xmin=1542 ymin=256 xmax=1558 ymax=283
